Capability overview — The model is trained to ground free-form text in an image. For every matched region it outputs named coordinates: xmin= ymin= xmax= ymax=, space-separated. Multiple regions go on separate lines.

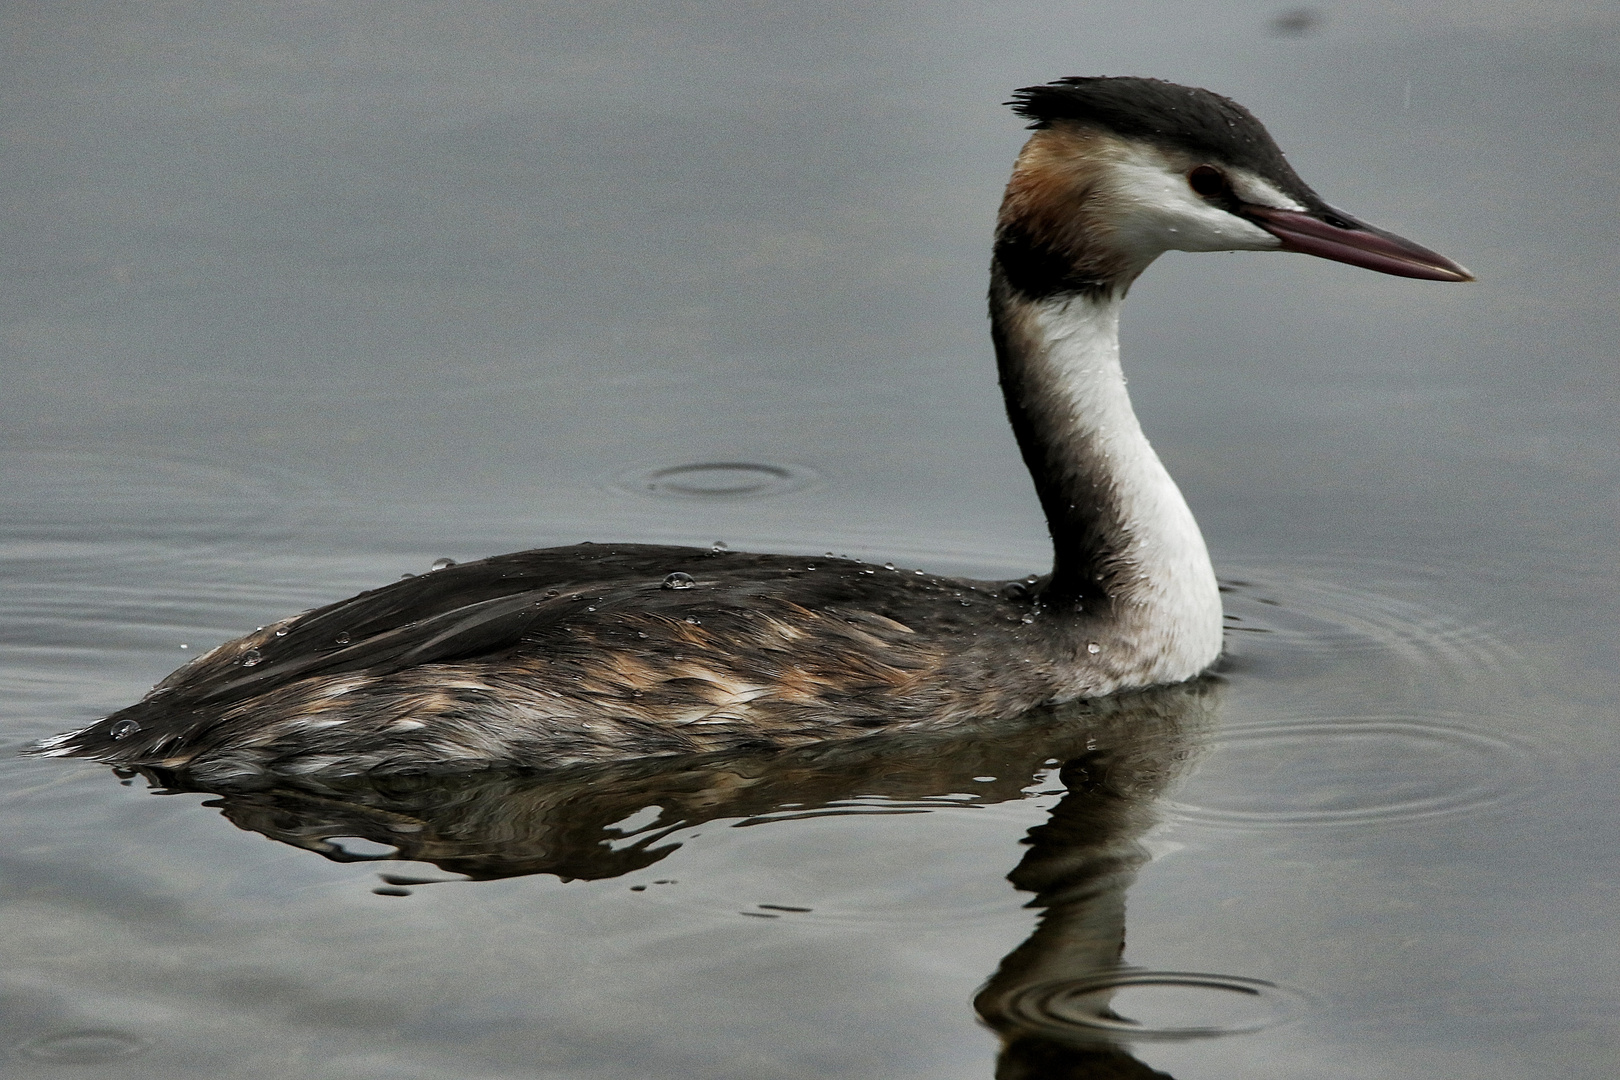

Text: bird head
xmin=995 ymin=76 xmax=1473 ymax=299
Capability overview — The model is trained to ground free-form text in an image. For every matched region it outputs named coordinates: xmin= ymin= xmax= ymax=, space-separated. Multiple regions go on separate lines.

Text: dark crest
xmin=1008 ymin=76 xmax=1320 ymax=207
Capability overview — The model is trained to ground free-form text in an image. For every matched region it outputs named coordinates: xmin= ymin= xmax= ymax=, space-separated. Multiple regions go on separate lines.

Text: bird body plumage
xmin=36 ymin=77 xmax=1471 ymax=779
xmin=43 ymin=545 xmax=1165 ymax=781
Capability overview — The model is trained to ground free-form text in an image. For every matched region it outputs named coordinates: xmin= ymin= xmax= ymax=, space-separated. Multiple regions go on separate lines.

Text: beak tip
xmin=1434 ymin=261 xmax=1475 ymax=283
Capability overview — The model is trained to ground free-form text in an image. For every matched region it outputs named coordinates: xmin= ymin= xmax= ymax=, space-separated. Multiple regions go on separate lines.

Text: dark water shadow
xmin=122 ymin=678 xmax=1280 ymax=1076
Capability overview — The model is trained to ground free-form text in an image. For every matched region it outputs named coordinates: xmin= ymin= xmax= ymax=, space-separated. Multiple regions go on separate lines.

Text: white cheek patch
xmin=1227 ymin=168 xmax=1305 ymax=211
xmin=1107 ymin=157 xmax=1280 ymax=257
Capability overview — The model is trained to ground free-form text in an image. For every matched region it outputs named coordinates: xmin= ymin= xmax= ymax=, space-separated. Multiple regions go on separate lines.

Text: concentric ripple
xmin=0 ymin=550 xmax=381 ymax=746
xmin=1217 ymin=567 xmax=1532 ymax=691
xmin=16 ymin=1030 xmax=148 ymax=1063
xmin=0 ymin=447 xmax=332 ymax=562
xmin=1000 ymin=970 xmax=1305 ymax=1042
xmin=615 ymin=461 xmax=817 ymax=500
xmin=1163 ymin=716 xmax=1538 ymax=829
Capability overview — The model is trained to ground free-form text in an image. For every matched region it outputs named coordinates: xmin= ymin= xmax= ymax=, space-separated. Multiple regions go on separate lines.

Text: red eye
xmin=1188 ymin=166 xmax=1227 ymax=198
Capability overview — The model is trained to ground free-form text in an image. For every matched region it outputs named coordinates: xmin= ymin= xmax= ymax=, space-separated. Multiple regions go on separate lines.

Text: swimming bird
xmin=37 ymin=77 xmax=1471 ymax=781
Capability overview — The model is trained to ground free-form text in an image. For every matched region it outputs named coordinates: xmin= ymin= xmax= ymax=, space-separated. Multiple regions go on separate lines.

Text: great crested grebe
xmin=38 ymin=77 xmax=1471 ymax=781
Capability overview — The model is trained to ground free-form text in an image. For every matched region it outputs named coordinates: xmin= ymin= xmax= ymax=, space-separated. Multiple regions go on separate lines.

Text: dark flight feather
xmin=47 ymin=545 xmax=1066 ymax=774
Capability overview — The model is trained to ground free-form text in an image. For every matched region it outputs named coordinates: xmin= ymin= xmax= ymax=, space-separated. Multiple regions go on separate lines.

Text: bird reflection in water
xmin=123 ymin=679 xmax=1233 ymax=1077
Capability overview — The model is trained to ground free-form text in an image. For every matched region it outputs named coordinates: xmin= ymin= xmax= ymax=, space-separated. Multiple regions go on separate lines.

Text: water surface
xmin=2 ymin=2 xmax=1616 ymax=1077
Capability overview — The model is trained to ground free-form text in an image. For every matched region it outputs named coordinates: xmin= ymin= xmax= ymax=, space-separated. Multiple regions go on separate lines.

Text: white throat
xmin=1028 ymin=293 xmax=1223 ymax=684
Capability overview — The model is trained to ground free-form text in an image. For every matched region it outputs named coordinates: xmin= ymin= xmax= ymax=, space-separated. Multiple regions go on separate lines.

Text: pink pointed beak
xmin=1243 ymin=205 xmax=1475 ymax=282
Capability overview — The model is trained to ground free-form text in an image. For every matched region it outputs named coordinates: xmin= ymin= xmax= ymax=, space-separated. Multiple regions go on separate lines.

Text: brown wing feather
xmin=43 ymin=544 xmax=1041 ymax=779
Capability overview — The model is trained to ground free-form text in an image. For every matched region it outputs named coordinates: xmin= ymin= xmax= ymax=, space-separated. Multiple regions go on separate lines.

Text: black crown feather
xmin=1008 ymin=77 xmax=1319 ymax=207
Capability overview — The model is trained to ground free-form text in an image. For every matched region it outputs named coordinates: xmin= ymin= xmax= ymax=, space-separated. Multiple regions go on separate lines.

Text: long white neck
xmin=989 ymin=276 xmax=1222 ymax=685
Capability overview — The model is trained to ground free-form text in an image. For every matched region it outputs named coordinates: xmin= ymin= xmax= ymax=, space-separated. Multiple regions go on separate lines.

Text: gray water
xmin=3 ymin=2 xmax=1617 ymax=1077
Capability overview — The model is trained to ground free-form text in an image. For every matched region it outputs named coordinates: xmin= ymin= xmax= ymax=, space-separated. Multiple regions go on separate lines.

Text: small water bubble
xmin=274 ymin=628 xmax=289 ymax=637
xmin=712 ymin=541 xmax=729 ymax=553
xmin=663 ymin=572 xmax=696 ymax=590
xmin=335 ymin=632 xmax=351 ymax=645
xmin=430 ymin=557 xmax=457 ymax=571
xmin=240 ymin=648 xmax=263 ymax=667
xmin=109 ymin=719 xmax=141 ymax=741
xmin=1026 ymin=575 xmax=1039 ymax=584
xmin=861 ymin=569 xmax=876 ymax=575
xmin=825 ymin=552 xmax=836 ymax=559
xmin=586 ymin=606 xmax=596 ymax=612
xmin=685 ymin=616 xmax=702 ymax=625
xmin=545 ymin=589 xmax=559 ymax=598
xmin=178 ymin=643 xmax=189 ymax=650
xmin=1020 ymin=613 xmax=1036 ymax=625
xmin=1087 ymin=642 xmax=1102 ymax=654
xmin=915 ymin=569 xmax=925 ymax=576
xmin=636 ymin=631 xmax=649 ymax=639
xmin=806 ymin=564 xmax=817 ymax=570
xmin=883 ymin=562 xmax=896 ymax=571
